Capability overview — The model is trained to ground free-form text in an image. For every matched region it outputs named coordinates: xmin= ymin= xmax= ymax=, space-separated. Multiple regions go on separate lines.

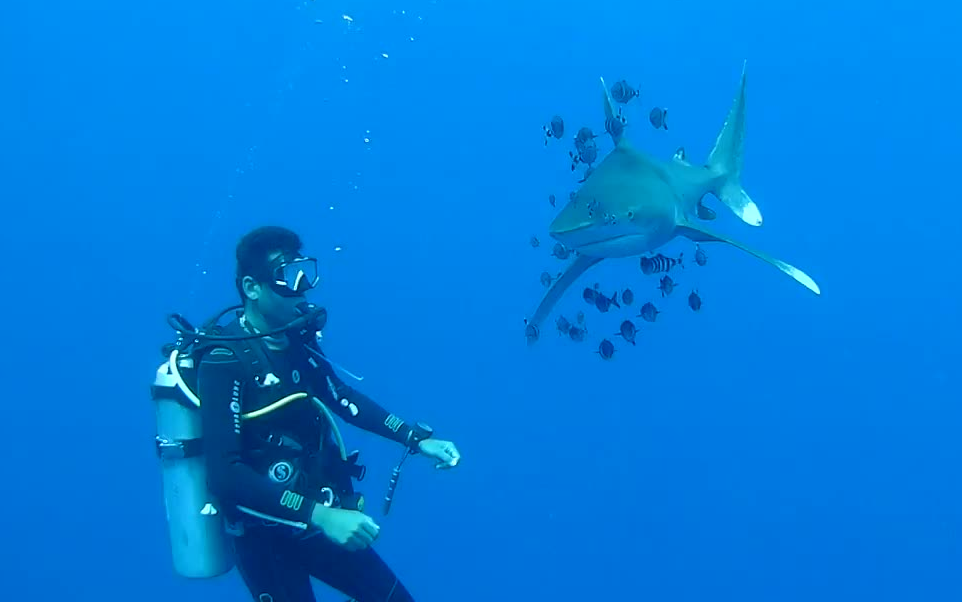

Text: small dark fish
xmin=570 ymin=141 xmax=598 ymax=170
xmin=649 ymin=107 xmax=668 ymax=130
xmin=556 ymin=315 xmax=572 ymax=335
xmin=568 ymin=326 xmax=587 ymax=342
xmin=594 ymin=293 xmax=612 ymax=313
xmin=658 ymin=275 xmax=677 ymax=297
xmin=596 ymin=338 xmax=616 ymax=360
xmin=621 ymin=288 xmax=635 ymax=306
xmin=571 ymin=129 xmax=596 ymax=166
xmin=616 ymin=320 xmax=637 ymax=346
xmin=524 ymin=322 xmax=539 ymax=345
xmin=530 ymin=236 xmax=540 ymax=248
xmin=694 ymin=244 xmax=708 ymax=266
xmin=543 ymin=115 xmax=565 ymax=145
xmin=551 ymin=243 xmax=571 ymax=260
xmin=576 ymin=310 xmax=585 ymax=325
xmin=604 ymin=114 xmax=626 ymax=141
xmin=550 ymin=115 xmax=564 ymax=136
xmin=609 ymin=290 xmax=622 ymax=307
xmin=594 ymin=290 xmax=621 ymax=314
xmin=586 ymin=199 xmax=602 ymax=216
xmin=540 ymin=271 xmax=559 ymax=287
xmin=580 ymin=143 xmax=598 ymax=165
xmin=640 ymin=253 xmax=684 ymax=275
xmin=638 ymin=301 xmax=659 ymax=323
xmin=688 ymin=290 xmax=702 ymax=312
xmin=582 ymin=287 xmax=598 ymax=304
xmin=574 ymin=126 xmax=596 ymax=147
xmin=548 ymin=193 xmax=556 ymax=207
xmin=610 ymin=80 xmax=640 ymax=104
xmin=577 ymin=165 xmax=595 ymax=183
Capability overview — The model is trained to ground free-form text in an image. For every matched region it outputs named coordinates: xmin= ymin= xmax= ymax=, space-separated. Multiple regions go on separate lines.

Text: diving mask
xmin=266 ymin=255 xmax=320 ymax=297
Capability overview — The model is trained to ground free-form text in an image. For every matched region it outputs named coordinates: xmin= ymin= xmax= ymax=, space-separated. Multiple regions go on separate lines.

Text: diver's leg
xmin=293 ymin=534 xmax=415 ymax=602
xmin=232 ymin=528 xmax=316 ymax=602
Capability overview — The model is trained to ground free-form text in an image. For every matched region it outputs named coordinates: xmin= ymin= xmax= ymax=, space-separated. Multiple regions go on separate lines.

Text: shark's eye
xmin=627 ymin=211 xmax=634 ymax=219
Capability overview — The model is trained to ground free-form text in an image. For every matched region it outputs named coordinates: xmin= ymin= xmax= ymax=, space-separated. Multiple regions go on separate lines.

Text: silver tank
xmin=152 ymin=355 xmax=235 ymax=579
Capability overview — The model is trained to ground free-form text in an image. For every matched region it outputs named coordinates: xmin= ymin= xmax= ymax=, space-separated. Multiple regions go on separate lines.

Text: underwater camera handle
xmin=382 ymin=422 xmax=434 ymax=516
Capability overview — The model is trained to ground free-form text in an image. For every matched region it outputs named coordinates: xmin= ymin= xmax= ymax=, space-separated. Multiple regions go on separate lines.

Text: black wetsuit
xmin=197 ymin=318 xmax=418 ymax=602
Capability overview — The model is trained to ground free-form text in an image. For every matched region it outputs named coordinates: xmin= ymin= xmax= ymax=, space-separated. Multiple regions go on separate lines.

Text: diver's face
xmin=243 ymin=251 xmax=307 ymax=329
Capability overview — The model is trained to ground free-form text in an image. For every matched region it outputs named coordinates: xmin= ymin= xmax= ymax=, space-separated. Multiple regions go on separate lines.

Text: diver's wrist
xmin=404 ymin=422 xmax=434 ymax=453
xmin=309 ymin=501 xmax=330 ymax=528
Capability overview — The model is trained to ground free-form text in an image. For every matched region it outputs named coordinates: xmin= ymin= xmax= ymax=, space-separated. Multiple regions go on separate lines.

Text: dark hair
xmin=234 ymin=226 xmax=303 ymax=301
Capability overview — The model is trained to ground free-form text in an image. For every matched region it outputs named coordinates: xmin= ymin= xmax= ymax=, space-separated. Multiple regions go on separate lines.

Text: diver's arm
xmin=325 ymin=369 xmax=418 ymax=447
xmin=197 ymin=347 xmax=318 ymax=526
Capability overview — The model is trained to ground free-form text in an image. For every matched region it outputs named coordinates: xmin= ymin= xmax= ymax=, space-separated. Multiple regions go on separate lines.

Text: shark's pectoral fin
xmin=524 ymin=254 xmax=604 ymax=343
xmin=677 ymin=222 xmax=820 ymax=295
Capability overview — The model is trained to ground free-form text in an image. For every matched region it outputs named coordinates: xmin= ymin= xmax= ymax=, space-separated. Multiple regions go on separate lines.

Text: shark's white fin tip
xmin=741 ymin=203 xmax=763 ymax=226
xmin=786 ymin=265 xmax=820 ymax=295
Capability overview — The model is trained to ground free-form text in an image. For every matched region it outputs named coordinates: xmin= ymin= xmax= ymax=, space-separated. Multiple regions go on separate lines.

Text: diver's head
xmin=235 ymin=226 xmax=320 ymax=332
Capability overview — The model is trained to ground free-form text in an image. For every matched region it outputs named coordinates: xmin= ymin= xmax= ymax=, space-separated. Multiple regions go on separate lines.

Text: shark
xmin=524 ymin=62 xmax=820 ymax=343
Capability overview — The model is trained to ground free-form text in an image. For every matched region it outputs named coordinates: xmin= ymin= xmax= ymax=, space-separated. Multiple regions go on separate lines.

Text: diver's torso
xmin=228 ymin=324 xmax=340 ymax=477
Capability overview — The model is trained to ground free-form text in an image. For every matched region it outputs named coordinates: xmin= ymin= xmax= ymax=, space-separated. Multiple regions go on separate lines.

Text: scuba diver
xmin=151 ymin=226 xmax=461 ymax=602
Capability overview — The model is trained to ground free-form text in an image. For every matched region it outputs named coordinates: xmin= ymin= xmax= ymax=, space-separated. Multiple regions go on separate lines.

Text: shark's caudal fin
xmin=677 ymin=222 xmax=821 ymax=295
xmin=706 ymin=61 xmax=763 ymax=227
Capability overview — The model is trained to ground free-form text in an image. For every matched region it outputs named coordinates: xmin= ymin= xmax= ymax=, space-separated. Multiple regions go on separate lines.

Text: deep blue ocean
xmin=2 ymin=1 xmax=960 ymax=600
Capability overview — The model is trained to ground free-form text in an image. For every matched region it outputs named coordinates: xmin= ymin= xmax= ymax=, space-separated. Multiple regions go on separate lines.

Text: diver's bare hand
xmin=418 ymin=438 xmax=462 ymax=469
xmin=310 ymin=505 xmax=380 ymax=551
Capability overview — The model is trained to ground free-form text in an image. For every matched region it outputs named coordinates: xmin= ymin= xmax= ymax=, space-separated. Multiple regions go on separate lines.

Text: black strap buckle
xmin=346 ymin=450 xmax=366 ymax=481
xmin=155 ymin=436 xmax=203 ymax=460
xmin=405 ymin=422 xmax=434 ymax=454
xmin=263 ymin=432 xmax=305 ymax=453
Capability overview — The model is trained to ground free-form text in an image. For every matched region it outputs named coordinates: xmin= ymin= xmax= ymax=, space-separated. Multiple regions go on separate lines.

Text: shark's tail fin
xmin=706 ymin=61 xmax=763 ymax=227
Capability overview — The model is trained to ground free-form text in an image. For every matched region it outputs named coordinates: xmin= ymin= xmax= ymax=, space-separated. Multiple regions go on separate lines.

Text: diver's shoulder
xmin=200 ymin=346 xmax=242 ymax=364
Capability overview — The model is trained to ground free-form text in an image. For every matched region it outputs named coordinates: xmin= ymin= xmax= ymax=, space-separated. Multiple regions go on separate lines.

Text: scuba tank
xmin=152 ymin=352 xmax=235 ymax=579
xmin=151 ymin=302 xmax=328 ymax=579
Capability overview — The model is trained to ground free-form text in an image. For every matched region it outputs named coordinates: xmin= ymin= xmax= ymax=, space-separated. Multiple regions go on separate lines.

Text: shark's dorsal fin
xmin=598 ymin=76 xmax=624 ymax=148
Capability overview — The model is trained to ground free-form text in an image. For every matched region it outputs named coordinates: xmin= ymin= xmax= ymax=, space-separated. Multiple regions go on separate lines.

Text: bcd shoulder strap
xmin=200 ymin=320 xmax=275 ymax=389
